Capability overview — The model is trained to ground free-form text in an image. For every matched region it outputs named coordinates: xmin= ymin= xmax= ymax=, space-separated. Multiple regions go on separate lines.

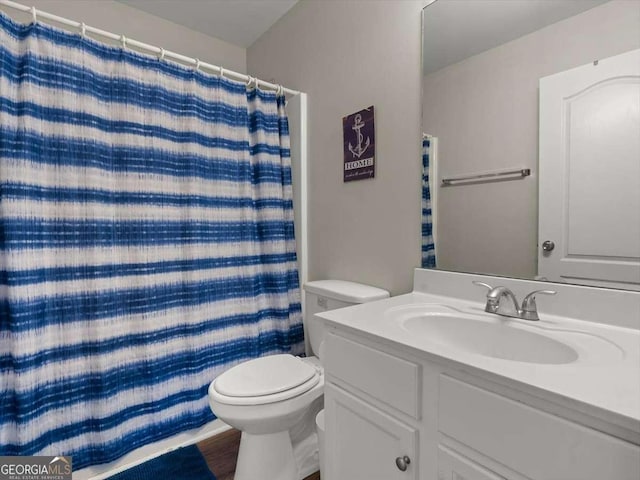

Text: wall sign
xmin=343 ymin=106 xmax=375 ymax=182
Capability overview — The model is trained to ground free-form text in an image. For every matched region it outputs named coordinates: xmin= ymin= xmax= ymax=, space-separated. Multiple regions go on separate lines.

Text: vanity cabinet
xmin=323 ymin=329 xmax=640 ymax=480
xmin=438 ymin=375 xmax=640 ymax=480
xmin=324 ymin=383 xmax=418 ymax=479
xmin=324 ymin=332 xmax=421 ymax=479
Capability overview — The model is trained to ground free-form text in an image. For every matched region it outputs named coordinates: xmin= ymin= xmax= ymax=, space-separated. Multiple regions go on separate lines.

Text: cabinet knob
xmin=395 ymin=455 xmax=411 ymax=471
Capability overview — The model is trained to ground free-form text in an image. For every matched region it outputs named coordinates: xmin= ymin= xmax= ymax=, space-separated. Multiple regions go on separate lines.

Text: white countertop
xmin=318 ymin=291 xmax=640 ymax=438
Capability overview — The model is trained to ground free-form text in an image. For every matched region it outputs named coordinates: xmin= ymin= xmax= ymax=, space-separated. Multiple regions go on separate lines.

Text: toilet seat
xmin=211 ymin=354 xmax=321 ymax=406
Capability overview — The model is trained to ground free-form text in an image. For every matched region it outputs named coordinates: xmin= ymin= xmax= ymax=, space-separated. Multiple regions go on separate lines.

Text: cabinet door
xmin=324 ymin=383 xmax=418 ymax=480
xmin=439 ymin=375 xmax=640 ymax=480
xmin=438 ymin=446 xmax=506 ymax=480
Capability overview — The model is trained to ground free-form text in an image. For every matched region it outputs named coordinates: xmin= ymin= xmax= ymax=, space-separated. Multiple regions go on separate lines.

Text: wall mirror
xmin=421 ymin=0 xmax=640 ymax=290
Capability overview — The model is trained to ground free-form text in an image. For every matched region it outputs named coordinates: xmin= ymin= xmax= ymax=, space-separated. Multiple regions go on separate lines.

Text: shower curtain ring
xmin=80 ymin=22 xmax=86 ymax=38
xmin=120 ymin=35 xmax=127 ymax=49
xmin=246 ymin=76 xmax=254 ymax=89
xmin=158 ymin=48 xmax=165 ymax=61
xmin=219 ymin=67 xmax=225 ymax=78
xmin=194 ymin=59 xmax=201 ymax=71
xmin=31 ymin=6 xmax=37 ymax=23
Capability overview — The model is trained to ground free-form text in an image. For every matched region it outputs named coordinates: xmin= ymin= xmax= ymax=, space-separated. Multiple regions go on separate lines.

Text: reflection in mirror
xmin=421 ymin=0 xmax=640 ymax=290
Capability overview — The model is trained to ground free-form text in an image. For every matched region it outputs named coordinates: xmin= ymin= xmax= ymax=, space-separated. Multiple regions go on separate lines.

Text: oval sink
xmin=401 ymin=313 xmax=579 ymax=364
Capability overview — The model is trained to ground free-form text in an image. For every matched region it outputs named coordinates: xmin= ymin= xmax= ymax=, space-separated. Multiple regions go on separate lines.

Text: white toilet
xmin=208 ymin=280 xmax=389 ymax=480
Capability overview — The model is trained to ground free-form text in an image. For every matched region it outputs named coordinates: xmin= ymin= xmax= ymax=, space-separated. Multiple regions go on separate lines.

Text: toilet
xmin=208 ymin=280 xmax=389 ymax=480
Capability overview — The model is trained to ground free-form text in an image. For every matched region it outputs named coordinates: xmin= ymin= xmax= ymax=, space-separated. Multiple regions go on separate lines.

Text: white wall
xmin=0 ymin=0 xmax=246 ymax=73
xmin=423 ymin=0 xmax=640 ymax=279
xmin=248 ymin=0 xmax=425 ymax=295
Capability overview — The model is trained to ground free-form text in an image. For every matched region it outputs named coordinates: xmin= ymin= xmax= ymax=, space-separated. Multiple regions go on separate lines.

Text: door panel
xmin=438 ymin=445 xmax=506 ymax=480
xmin=324 ymin=383 xmax=418 ymax=480
xmin=539 ymin=49 xmax=640 ymax=289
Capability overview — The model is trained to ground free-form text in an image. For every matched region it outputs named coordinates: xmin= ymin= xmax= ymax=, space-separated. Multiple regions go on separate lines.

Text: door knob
xmin=542 ymin=240 xmax=555 ymax=252
xmin=395 ymin=455 xmax=411 ymax=471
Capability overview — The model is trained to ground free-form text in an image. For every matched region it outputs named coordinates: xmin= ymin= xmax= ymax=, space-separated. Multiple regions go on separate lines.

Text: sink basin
xmin=399 ymin=313 xmax=579 ymax=364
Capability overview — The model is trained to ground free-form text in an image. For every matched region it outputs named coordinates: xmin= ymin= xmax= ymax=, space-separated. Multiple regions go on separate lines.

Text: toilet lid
xmin=214 ymin=354 xmax=318 ymax=398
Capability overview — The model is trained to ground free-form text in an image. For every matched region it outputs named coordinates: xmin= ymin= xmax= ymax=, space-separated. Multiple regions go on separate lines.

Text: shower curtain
xmin=422 ymin=137 xmax=436 ymax=268
xmin=0 ymin=12 xmax=303 ymax=469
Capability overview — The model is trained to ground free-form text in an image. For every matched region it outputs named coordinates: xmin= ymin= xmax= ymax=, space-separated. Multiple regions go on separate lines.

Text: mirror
xmin=421 ymin=0 xmax=640 ymax=290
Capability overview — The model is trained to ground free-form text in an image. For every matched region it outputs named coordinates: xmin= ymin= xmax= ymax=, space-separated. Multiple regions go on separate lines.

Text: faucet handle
xmin=472 ymin=281 xmax=494 ymax=293
xmin=521 ymin=289 xmax=557 ymax=320
xmin=522 ymin=289 xmax=557 ymax=304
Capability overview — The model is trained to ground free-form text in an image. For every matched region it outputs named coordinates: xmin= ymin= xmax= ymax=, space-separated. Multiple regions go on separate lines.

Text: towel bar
xmin=441 ymin=168 xmax=531 ymax=186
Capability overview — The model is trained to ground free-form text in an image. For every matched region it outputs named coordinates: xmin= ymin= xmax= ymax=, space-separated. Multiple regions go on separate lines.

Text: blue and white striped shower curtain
xmin=422 ymin=137 xmax=436 ymax=268
xmin=0 ymin=12 xmax=303 ymax=469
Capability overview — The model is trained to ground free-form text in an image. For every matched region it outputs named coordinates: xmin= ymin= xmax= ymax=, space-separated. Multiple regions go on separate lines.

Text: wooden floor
xmin=198 ymin=429 xmax=320 ymax=480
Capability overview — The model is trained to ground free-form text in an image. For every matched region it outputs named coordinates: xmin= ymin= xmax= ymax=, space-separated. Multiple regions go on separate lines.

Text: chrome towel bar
xmin=441 ymin=168 xmax=531 ymax=186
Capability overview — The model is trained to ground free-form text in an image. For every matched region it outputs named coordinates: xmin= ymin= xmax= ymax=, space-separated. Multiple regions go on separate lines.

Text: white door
xmin=324 ymin=384 xmax=418 ymax=480
xmin=538 ymin=49 xmax=640 ymax=290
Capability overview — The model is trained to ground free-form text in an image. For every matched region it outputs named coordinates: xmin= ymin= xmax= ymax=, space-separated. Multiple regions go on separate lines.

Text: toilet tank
xmin=303 ymin=280 xmax=389 ymax=358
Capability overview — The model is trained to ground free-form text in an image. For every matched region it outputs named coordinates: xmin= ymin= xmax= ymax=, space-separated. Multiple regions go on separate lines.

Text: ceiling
xmin=118 ymin=0 xmax=299 ymax=48
xmin=423 ymin=0 xmax=611 ymax=75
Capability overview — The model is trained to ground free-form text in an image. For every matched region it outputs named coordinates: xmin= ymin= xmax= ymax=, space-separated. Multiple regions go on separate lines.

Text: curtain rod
xmin=0 ymin=0 xmax=301 ymax=97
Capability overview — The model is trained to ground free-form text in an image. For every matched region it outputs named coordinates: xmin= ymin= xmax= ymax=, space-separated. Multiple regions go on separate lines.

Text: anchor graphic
xmin=348 ymin=113 xmax=370 ymax=158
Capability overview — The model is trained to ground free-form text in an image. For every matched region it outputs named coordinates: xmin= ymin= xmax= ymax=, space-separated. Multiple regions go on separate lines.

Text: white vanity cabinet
xmin=323 ymin=332 xmax=421 ymax=479
xmin=324 ymin=384 xmax=418 ymax=479
xmin=323 ymin=328 xmax=640 ymax=480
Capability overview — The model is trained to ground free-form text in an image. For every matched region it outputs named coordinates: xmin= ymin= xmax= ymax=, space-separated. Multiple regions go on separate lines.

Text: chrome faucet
xmin=473 ymin=281 xmax=557 ymax=321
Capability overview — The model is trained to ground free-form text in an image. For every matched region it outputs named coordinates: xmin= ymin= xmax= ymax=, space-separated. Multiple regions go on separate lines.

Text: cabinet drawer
xmin=439 ymin=375 xmax=640 ymax=480
xmin=438 ymin=445 xmax=506 ymax=480
xmin=325 ymin=333 xmax=421 ymax=418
